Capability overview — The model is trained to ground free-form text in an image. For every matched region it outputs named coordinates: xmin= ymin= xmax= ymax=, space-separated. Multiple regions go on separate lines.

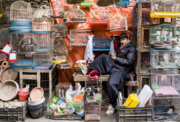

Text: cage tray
xmin=10 ymin=60 xmax=35 ymax=69
xmin=34 ymin=63 xmax=53 ymax=70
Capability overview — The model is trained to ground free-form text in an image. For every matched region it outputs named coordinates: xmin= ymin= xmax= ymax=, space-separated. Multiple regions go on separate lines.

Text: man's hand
xmin=110 ymin=53 xmax=116 ymax=60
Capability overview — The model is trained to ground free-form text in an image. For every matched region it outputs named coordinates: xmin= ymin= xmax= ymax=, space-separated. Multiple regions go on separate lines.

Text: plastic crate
xmin=151 ymin=69 xmax=180 ymax=97
xmin=150 ymin=48 xmax=180 ymax=69
xmin=0 ymin=106 xmax=26 ymax=122
xmin=116 ymin=105 xmax=153 ymax=122
xmin=93 ymin=38 xmax=110 ymax=51
xmin=84 ymin=102 xmax=101 ymax=121
xmin=85 ymin=77 xmax=102 ymax=103
xmin=150 ymin=0 xmax=180 ymax=18
xmin=149 ymin=24 xmax=176 ymax=48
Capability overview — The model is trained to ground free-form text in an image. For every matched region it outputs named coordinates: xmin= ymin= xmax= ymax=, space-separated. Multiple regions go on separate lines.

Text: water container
xmin=138 ymin=85 xmax=153 ymax=107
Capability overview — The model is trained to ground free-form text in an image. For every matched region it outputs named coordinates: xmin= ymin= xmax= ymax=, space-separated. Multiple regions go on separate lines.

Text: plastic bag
xmin=84 ymin=35 xmax=95 ymax=63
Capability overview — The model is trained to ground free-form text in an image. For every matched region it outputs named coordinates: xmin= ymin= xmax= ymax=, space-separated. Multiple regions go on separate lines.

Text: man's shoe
xmin=78 ymin=62 xmax=88 ymax=75
xmin=106 ymin=104 xmax=115 ymax=116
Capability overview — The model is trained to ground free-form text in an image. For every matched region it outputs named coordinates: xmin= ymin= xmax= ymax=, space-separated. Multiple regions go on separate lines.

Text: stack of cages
xmin=150 ymin=0 xmax=180 ymax=18
xmin=89 ymin=7 xmax=109 ymax=26
xmin=9 ymin=1 xmax=35 ymax=69
xmin=84 ymin=77 xmax=102 ymax=121
xmin=32 ymin=7 xmax=54 ymax=70
xmin=70 ymin=30 xmax=88 ymax=46
xmin=50 ymin=23 xmax=71 ymax=69
xmin=64 ymin=5 xmax=86 ymax=24
xmin=151 ymin=69 xmax=180 ymax=121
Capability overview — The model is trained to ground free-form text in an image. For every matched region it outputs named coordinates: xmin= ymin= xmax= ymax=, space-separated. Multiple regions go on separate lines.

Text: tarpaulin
xmin=56 ymin=0 xmax=136 ymax=84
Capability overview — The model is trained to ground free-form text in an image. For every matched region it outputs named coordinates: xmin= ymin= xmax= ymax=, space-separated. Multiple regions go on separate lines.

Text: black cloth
xmin=88 ymin=42 xmax=136 ymax=106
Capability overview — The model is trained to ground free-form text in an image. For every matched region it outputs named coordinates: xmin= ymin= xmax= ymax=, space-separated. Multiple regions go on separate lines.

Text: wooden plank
xmin=19 ymin=70 xmax=23 ymax=88
xmin=49 ymin=71 xmax=52 ymax=99
xmin=37 ymin=70 xmax=40 ymax=87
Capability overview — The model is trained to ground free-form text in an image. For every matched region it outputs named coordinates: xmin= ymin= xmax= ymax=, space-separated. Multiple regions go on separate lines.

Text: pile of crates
xmin=149 ymin=0 xmax=180 ymax=121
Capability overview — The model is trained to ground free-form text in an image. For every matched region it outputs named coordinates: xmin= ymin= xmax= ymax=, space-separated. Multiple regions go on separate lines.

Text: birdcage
xmin=150 ymin=0 xmax=180 ymax=18
xmin=149 ymin=24 xmax=176 ymax=48
xmin=93 ymin=38 xmax=111 ymax=51
xmin=10 ymin=0 xmax=32 ymax=20
xmin=151 ymin=69 xmax=180 ymax=97
xmin=51 ymin=23 xmax=68 ymax=38
xmin=33 ymin=33 xmax=51 ymax=52
xmin=32 ymin=7 xmax=53 ymax=32
xmin=89 ymin=7 xmax=109 ymax=26
xmin=64 ymin=6 xmax=86 ymax=23
xmin=110 ymin=12 xmax=128 ymax=32
xmin=150 ymin=48 xmax=180 ymax=69
xmin=50 ymin=37 xmax=68 ymax=64
xmin=70 ymin=30 xmax=88 ymax=46
xmin=33 ymin=52 xmax=53 ymax=70
xmin=85 ymin=77 xmax=102 ymax=103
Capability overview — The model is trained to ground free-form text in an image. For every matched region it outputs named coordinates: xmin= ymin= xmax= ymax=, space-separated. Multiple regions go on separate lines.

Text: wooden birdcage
xmin=32 ymin=7 xmax=54 ymax=32
xmin=64 ymin=6 xmax=86 ymax=23
xmin=51 ymin=23 xmax=68 ymax=38
xmin=150 ymin=0 xmax=180 ymax=18
xmin=10 ymin=0 xmax=32 ymax=20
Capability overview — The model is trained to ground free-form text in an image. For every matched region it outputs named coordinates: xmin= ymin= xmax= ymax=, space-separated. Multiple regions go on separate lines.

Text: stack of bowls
xmin=9 ymin=20 xmax=32 ymax=34
xmin=27 ymin=87 xmax=45 ymax=118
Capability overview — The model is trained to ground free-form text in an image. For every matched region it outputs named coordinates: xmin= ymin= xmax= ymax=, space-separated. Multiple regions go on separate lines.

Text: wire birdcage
xmin=89 ymin=7 xmax=109 ymax=26
xmin=150 ymin=48 xmax=180 ymax=69
xmin=50 ymin=37 xmax=68 ymax=64
xmin=10 ymin=0 xmax=32 ymax=20
xmin=149 ymin=24 xmax=176 ymax=48
xmin=70 ymin=30 xmax=88 ymax=46
xmin=64 ymin=6 xmax=86 ymax=23
xmin=33 ymin=33 xmax=51 ymax=52
xmin=32 ymin=7 xmax=54 ymax=32
xmin=110 ymin=12 xmax=128 ymax=32
xmin=150 ymin=0 xmax=180 ymax=18
xmin=51 ymin=23 xmax=68 ymax=38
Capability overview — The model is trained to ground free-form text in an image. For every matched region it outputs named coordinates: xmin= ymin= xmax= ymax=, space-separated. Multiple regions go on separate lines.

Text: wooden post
xmin=49 ymin=70 xmax=52 ymax=99
xmin=19 ymin=70 xmax=23 ymax=88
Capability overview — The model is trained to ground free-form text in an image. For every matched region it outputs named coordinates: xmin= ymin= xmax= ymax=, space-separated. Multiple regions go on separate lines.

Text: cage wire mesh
xmin=149 ymin=24 xmax=176 ymax=48
xmin=64 ymin=5 xmax=86 ymax=23
xmin=151 ymin=0 xmax=180 ymax=12
xmin=151 ymin=69 xmax=180 ymax=97
xmin=32 ymin=6 xmax=53 ymax=32
xmin=89 ymin=7 xmax=109 ymax=22
xmin=150 ymin=48 xmax=180 ymax=69
xmin=70 ymin=30 xmax=87 ymax=46
xmin=51 ymin=23 xmax=68 ymax=38
xmin=50 ymin=37 xmax=68 ymax=64
xmin=17 ymin=36 xmax=38 ymax=59
xmin=110 ymin=11 xmax=128 ymax=32
xmin=10 ymin=0 xmax=32 ymax=20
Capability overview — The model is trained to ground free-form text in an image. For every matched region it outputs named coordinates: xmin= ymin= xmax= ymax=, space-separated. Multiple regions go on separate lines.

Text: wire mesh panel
xmin=70 ymin=30 xmax=87 ymax=46
xmin=10 ymin=0 xmax=32 ymax=20
xmin=110 ymin=12 xmax=128 ymax=32
xmin=150 ymin=0 xmax=180 ymax=18
xmin=151 ymin=69 xmax=180 ymax=97
xmin=64 ymin=6 xmax=86 ymax=23
xmin=149 ymin=24 xmax=176 ymax=48
xmin=150 ymin=48 xmax=180 ymax=69
xmin=51 ymin=23 xmax=68 ymax=38
xmin=89 ymin=7 xmax=109 ymax=26
xmin=32 ymin=7 xmax=53 ymax=32
xmin=85 ymin=77 xmax=102 ymax=103
xmin=84 ymin=103 xmax=101 ymax=121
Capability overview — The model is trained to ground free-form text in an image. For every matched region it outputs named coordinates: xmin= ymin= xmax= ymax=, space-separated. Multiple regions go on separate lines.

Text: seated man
xmin=81 ymin=33 xmax=136 ymax=116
